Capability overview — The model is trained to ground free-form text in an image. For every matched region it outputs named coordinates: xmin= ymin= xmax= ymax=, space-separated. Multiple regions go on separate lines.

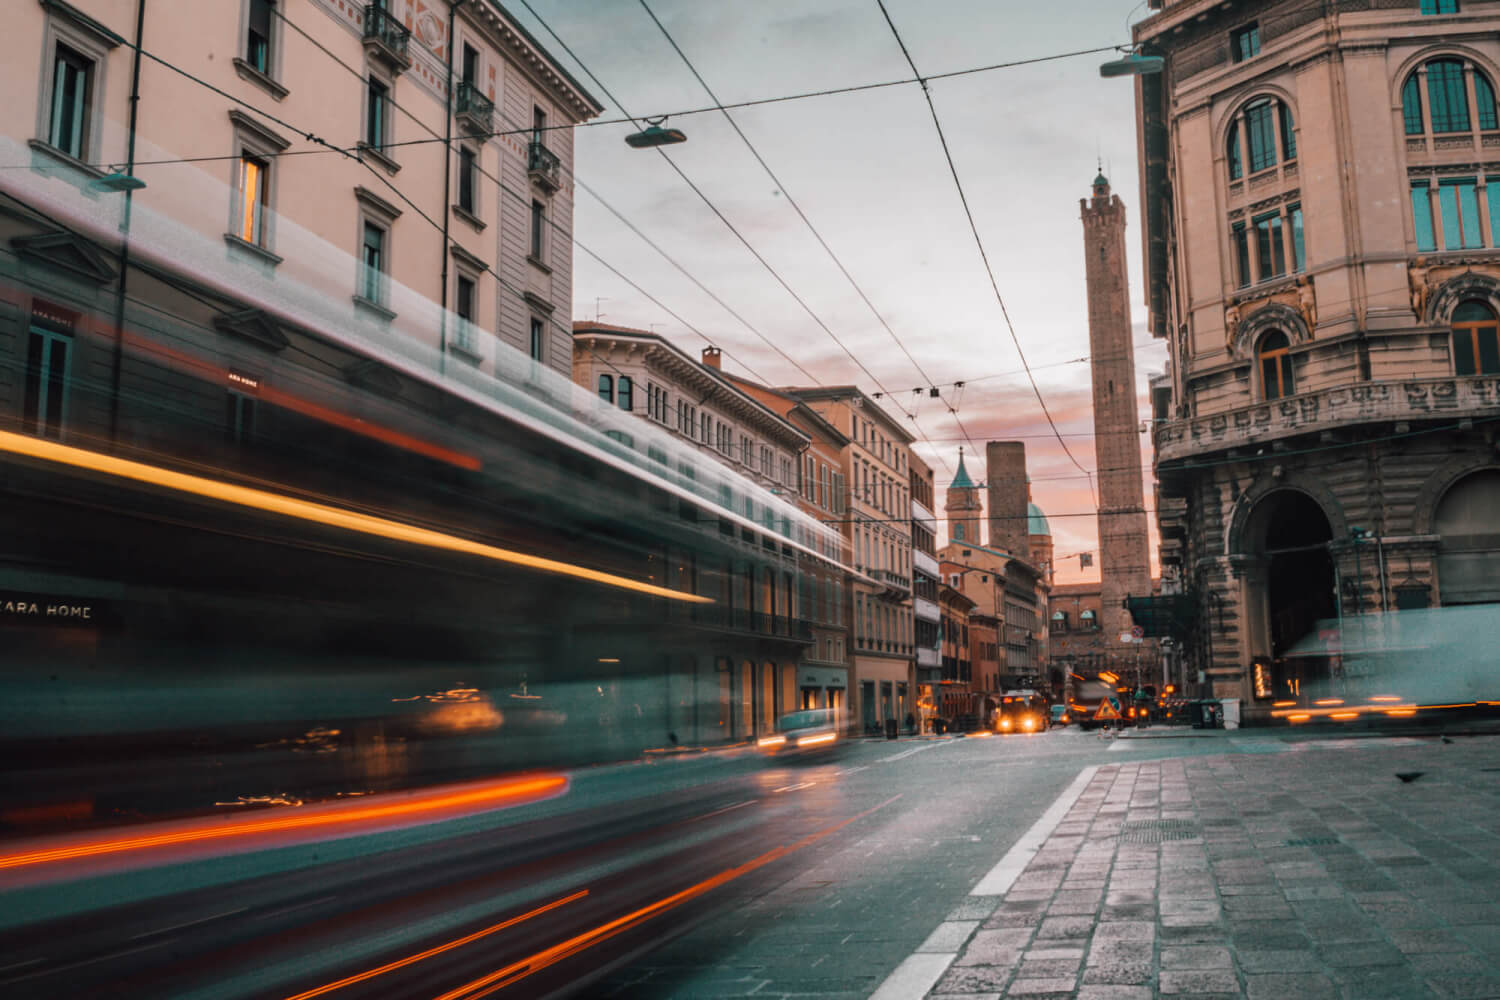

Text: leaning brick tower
xmin=1080 ymin=171 xmax=1152 ymax=642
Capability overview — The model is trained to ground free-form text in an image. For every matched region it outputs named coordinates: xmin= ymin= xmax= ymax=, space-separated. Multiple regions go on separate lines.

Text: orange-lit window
xmin=1452 ymin=300 xmax=1500 ymax=375
xmin=238 ymin=154 xmax=269 ymax=245
xmin=1259 ymin=330 xmax=1294 ymax=400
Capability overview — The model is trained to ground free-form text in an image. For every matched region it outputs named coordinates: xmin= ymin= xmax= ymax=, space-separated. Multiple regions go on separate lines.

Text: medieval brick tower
xmin=1080 ymin=171 xmax=1152 ymax=641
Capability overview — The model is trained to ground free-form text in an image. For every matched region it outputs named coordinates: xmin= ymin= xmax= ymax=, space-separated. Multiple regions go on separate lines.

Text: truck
xmin=1070 ymin=676 xmax=1123 ymax=731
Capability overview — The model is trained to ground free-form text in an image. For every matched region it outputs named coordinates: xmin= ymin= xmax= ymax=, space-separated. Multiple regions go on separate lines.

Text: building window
xmin=238 ymin=155 xmax=270 ymax=245
xmin=360 ymin=221 xmax=387 ymax=305
xmin=1439 ymin=178 xmax=1483 ymax=250
xmin=598 ymin=373 xmax=614 ymax=403
xmin=1403 ymin=75 xmax=1424 ymax=135
xmin=1411 ymin=181 xmax=1437 ymax=252
xmin=1428 ymin=59 xmax=1470 ymax=133
xmin=1245 ymin=99 xmax=1278 ymax=173
xmin=1227 ymin=127 xmax=1242 ymax=181
xmin=617 ymin=375 xmax=633 ymax=411
xmin=700 ymin=411 xmax=711 ymax=443
xmin=1279 ymin=102 xmax=1297 ymax=160
xmin=227 ymin=392 xmax=256 ymax=446
xmin=23 ymin=321 xmax=72 ymax=439
xmin=1452 ymin=300 xmax=1500 ymax=375
xmin=1421 ymin=0 xmax=1459 ymax=13
xmin=530 ymin=200 xmax=545 ymax=259
xmin=247 ymin=0 xmax=275 ymax=73
xmin=529 ymin=317 xmax=545 ymax=362
xmin=1232 ymin=221 xmax=1251 ymax=287
xmin=1258 ymin=330 xmax=1294 ymax=400
xmin=1479 ymin=73 xmax=1500 ymax=131
xmin=1253 ymin=211 xmax=1286 ymax=279
xmin=455 ymin=146 xmax=477 ymax=215
xmin=452 ymin=273 xmax=477 ymax=353
xmin=48 ymin=44 xmax=94 ymax=160
xmin=366 ymin=77 xmax=389 ymax=148
xmin=1289 ymin=204 xmax=1305 ymax=272
xmin=1231 ymin=23 xmax=1260 ymax=63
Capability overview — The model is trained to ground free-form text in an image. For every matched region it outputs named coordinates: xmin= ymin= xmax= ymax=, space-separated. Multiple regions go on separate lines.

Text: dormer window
xmin=1231 ymin=23 xmax=1260 ymax=63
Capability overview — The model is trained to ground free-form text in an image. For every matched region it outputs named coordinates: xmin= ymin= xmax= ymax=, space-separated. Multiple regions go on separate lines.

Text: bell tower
xmin=945 ymin=448 xmax=983 ymax=546
xmin=1080 ymin=170 xmax=1152 ymax=640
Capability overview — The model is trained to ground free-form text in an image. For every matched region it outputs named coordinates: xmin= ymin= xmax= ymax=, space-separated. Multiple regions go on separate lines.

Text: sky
xmin=506 ymin=0 xmax=1162 ymax=585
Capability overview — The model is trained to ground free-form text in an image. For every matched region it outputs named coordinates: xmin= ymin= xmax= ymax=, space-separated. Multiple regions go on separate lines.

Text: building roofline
xmin=718 ymin=372 xmax=853 ymax=447
xmin=477 ymin=0 xmax=605 ymax=119
xmin=776 ymin=386 xmax=916 ymax=443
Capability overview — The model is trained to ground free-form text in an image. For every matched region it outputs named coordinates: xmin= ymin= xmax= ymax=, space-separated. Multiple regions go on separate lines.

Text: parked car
xmin=1050 ymin=704 xmax=1071 ymax=727
xmin=758 ymin=709 xmax=841 ymax=758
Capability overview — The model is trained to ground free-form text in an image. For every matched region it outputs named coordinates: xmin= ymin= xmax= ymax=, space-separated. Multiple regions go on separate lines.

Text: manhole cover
xmin=1119 ymin=819 xmax=1200 ymax=843
xmin=1285 ymin=836 xmax=1340 ymax=846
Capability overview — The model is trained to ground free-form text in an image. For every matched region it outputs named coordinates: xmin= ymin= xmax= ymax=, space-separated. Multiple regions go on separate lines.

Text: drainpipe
xmin=437 ymin=0 xmax=457 ymax=376
xmin=108 ymin=0 xmax=147 ymax=446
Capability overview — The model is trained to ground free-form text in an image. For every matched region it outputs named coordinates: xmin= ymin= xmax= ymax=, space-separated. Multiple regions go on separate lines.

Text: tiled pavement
xmin=923 ymin=735 xmax=1500 ymax=999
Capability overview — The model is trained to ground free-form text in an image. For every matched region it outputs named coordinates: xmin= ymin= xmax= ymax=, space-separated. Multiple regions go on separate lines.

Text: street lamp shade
xmin=1099 ymin=52 xmax=1164 ymax=78
xmin=92 ymin=172 xmax=146 ymax=193
xmin=625 ymin=124 xmax=687 ymax=149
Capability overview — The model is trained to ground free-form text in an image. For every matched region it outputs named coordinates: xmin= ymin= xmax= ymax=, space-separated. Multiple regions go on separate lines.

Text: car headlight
xmin=757 ymin=735 xmax=786 ymax=748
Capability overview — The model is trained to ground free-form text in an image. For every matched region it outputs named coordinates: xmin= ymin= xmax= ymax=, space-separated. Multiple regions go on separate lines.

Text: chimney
xmin=985 ymin=440 xmax=1030 ymax=562
xmin=702 ymin=346 xmax=721 ymax=370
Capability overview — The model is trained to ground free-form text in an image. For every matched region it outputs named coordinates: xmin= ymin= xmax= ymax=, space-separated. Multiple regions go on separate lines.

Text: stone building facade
xmin=1136 ymin=0 xmax=1500 ymax=721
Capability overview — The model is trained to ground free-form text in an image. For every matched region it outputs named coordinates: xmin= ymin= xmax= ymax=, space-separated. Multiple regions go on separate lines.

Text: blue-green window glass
xmin=23 ymin=325 xmax=72 ymax=439
xmin=1279 ymin=103 xmax=1297 ymax=160
xmin=1231 ymin=24 xmax=1260 ymax=62
xmin=49 ymin=45 xmax=92 ymax=159
xmin=616 ymin=375 xmax=633 ymax=411
xmin=1290 ymin=205 xmax=1306 ymax=272
xmin=1232 ymin=222 xmax=1251 ymax=287
xmin=1439 ymin=179 xmax=1482 ymax=249
xmin=1227 ymin=127 xmax=1243 ymax=180
xmin=1490 ymin=178 xmax=1500 ymax=248
xmin=1476 ymin=72 xmax=1499 ymax=130
xmin=1428 ymin=60 xmax=1470 ymax=133
xmin=1403 ymin=75 xmax=1424 ymax=134
xmin=1245 ymin=100 xmax=1278 ymax=172
xmin=1254 ymin=211 xmax=1286 ymax=278
xmin=1411 ymin=183 xmax=1437 ymax=252
xmin=1420 ymin=0 xmax=1459 ymax=13
xmin=597 ymin=374 xmax=613 ymax=403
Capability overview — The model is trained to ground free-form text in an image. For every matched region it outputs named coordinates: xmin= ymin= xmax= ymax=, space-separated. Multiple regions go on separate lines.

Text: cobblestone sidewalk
xmin=925 ymin=735 xmax=1500 ymax=999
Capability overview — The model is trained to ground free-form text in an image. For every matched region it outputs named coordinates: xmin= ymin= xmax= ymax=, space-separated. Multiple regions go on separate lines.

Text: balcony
xmin=873 ymin=568 xmax=911 ymax=596
xmin=916 ymin=646 xmax=941 ymax=669
xmin=913 ymin=548 xmax=939 ymax=577
xmin=1155 ymin=375 xmax=1500 ymax=464
xmin=361 ymin=4 xmax=411 ymax=72
xmin=913 ymin=595 xmax=939 ymax=623
xmin=455 ymin=82 xmax=494 ymax=136
xmin=527 ymin=140 xmax=562 ymax=193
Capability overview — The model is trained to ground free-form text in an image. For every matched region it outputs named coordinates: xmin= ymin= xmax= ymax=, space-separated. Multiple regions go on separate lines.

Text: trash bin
xmin=884 ymin=718 xmax=898 ymax=740
xmin=1192 ymin=700 xmax=1221 ymax=729
xmin=1220 ymin=698 xmax=1240 ymax=730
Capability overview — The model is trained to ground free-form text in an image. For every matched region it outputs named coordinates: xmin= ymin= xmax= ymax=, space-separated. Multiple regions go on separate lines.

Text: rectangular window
xmin=1231 ymin=23 xmax=1260 ymax=63
xmin=1421 ymin=0 xmax=1459 ymax=13
xmin=457 ymin=147 xmax=476 ymax=214
xmin=1245 ymin=101 xmax=1277 ymax=172
xmin=1412 ymin=182 xmax=1437 ymax=252
xmin=366 ymin=78 xmax=388 ymax=148
xmin=238 ymin=155 xmax=270 ymax=245
xmin=23 ymin=323 xmax=72 ymax=439
xmin=247 ymin=0 xmax=274 ymax=73
xmin=1279 ymin=102 xmax=1297 ymax=160
xmin=360 ymin=222 xmax=386 ymax=303
xmin=1429 ymin=60 xmax=1470 ymax=133
xmin=530 ymin=200 xmax=545 ymax=259
xmin=1254 ymin=212 xmax=1285 ymax=279
xmin=48 ymin=44 xmax=93 ymax=159
xmin=227 ymin=392 xmax=256 ymax=446
xmin=1232 ymin=221 xmax=1251 ymax=287
xmin=1440 ymin=179 xmax=1482 ymax=249
xmin=454 ymin=274 xmax=475 ymax=352
xmin=1289 ymin=205 xmax=1306 ymax=272
xmin=461 ymin=43 xmax=478 ymax=85
xmin=529 ymin=317 xmax=545 ymax=362
xmin=1489 ymin=177 xmax=1500 ymax=249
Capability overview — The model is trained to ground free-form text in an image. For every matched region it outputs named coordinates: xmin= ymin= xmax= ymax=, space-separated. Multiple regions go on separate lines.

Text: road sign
xmin=1095 ymin=700 xmax=1121 ymax=721
xmin=1131 ymin=625 xmax=1145 ymax=639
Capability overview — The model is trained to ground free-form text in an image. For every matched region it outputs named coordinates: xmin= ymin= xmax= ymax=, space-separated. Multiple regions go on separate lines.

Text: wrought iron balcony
xmin=455 ymin=82 xmax=494 ymax=135
xmin=361 ymin=4 xmax=410 ymax=71
xmin=527 ymin=140 xmax=561 ymax=193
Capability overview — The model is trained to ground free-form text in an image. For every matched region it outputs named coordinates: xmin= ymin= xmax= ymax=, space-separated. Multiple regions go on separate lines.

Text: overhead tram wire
xmin=874 ymin=0 xmax=1101 ymax=506
xmin=515 ymin=0 xmax=954 ymax=478
xmin=269 ymin=4 xmax=785 ymax=386
xmin=634 ymin=0 xmax=980 ymax=471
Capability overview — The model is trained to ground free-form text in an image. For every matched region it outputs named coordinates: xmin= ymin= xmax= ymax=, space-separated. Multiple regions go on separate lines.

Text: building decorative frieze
xmin=1225 ymin=277 xmax=1313 ymax=354
xmin=1418 ymin=263 xmax=1500 ymax=323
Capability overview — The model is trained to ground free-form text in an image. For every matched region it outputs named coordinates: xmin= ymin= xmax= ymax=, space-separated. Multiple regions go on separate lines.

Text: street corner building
xmin=1135 ymin=0 xmax=1500 ymax=724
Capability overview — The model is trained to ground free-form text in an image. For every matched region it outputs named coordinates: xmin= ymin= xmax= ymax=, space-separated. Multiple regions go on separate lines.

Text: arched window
xmin=616 ymin=375 xmax=633 ymax=411
xmin=1452 ymin=300 xmax=1500 ymax=375
xmin=597 ymin=373 xmax=613 ymax=403
xmin=1279 ymin=103 xmax=1297 ymax=160
xmin=1245 ymin=98 xmax=1279 ymax=172
xmin=1478 ymin=72 xmax=1499 ymax=130
xmin=1259 ymin=330 xmax=1295 ymax=400
xmin=1436 ymin=469 xmax=1500 ymax=605
xmin=1227 ymin=128 xmax=1242 ymax=181
xmin=1403 ymin=74 xmax=1424 ymax=134
xmin=1428 ymin=59 xmax=1470 ymax=132
xmin=954 ymin=522 xmax=965 ymax=540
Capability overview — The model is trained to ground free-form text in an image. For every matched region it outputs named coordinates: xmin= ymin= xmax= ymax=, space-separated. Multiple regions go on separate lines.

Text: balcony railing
xmin=527 ymin=140 xmax=561 ymax=192
xmin=362 ymin=4 xmax=411 ymax=70
xmin=1155 ymin=375 xmax=1500 ymax=464
xmin=455 ymin=82 xmax=494 ymax=135
xmin=874 ymin=568 xmax=911 ymax=593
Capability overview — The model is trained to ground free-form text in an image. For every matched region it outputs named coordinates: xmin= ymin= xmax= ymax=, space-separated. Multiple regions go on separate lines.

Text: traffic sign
xmin=1095 ymin=700 xmax=1121 ymax=721
xmin=1131 ymin=625 xmax=1145 ymax=639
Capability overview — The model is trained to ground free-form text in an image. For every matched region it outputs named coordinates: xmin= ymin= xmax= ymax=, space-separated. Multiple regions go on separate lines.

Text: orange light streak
xmin=1287 ymin=713 xmax=1311 ymax=722
xmin=0 ymin=774 xmax=566 ymax=872
xmin=1367 ymin=696 xmax=1403 ymax=703
xmin=0 ymin=431 xmax=710 ymax=604
xmin=282 ymin=890 xmax=587 ymax=1000
xmin=795 ymin=733 xmax=838 ymax=748
xmin=1385 ymin=709 xmax=1417 ymax=717
xmin=1272 ymin=701 xmax=1297 ymax=708
xmin=1314 ymin=698 xmax=1344 ymax=706
xmin=1329 ymin=712 xmax=1360 ymax=720
xmin=434 ymin=795 xmax=902 ymax=1000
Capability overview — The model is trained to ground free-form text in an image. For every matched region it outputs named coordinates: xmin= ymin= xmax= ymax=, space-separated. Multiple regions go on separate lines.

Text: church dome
xmin=1028 ymin=502 xmax=1050 ymax=536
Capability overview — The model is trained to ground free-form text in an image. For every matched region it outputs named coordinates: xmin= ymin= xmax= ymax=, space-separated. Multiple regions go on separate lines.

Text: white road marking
xmin=690 ymin=800 xmax=756 ymax=822
xmin=880 ymin=742 xmax=947 ymax=763
xmin=0 ymin=958 xmax=44 ymax=975
xmin=131 ymin=906 xmax=248 ymax=939
xmin=970 ymin=765 xmax=1099 ymax=896
xmin=867 ymin=953 xmax=957 ymax=1000
xmin=843 ymin=765 xmax=869 ymax=774
xmin=773 ymin=782 xmax=816 ymax=793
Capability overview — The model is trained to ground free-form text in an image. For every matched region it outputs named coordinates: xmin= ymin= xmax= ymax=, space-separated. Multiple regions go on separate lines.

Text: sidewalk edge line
xmin=969 ymin=764 xmax=1099 ymax=897
xmin=866 ymin=952 xmax=956 ymax=1000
